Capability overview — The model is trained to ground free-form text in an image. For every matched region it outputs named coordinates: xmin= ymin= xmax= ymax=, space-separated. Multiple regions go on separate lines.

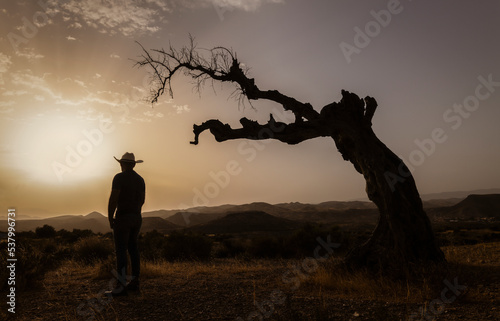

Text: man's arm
xmin=108 ymin=189 xmax=120 ymax=229
xmin=140 ymin=188 xmax=145 ymax=207
xmin=140 ymin=179 xmax=146 ymax=207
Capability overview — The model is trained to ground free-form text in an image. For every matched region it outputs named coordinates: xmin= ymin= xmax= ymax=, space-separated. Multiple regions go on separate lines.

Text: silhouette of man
xmin=107 ymin=152 xmax=145 ymax=296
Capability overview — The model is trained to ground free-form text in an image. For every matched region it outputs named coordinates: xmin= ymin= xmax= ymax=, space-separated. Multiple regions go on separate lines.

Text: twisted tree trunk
xmin=323 ymin=92 xmax=445 ymax=271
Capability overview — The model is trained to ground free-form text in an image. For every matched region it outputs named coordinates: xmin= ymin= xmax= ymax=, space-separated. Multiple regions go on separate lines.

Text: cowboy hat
xmin=114 ymin=152 xmax=143 ymax=163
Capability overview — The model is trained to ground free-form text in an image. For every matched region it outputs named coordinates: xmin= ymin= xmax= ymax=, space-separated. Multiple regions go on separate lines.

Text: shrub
xmin=282 ymin=224 xmax=344 ymax=258
xmin=248 ymin=236 xmax=283 ymax=258
xmin=1 ymin=239 xmax=59 ymax=291
xmin=213 ymin=237 xmax=248 ymax=258
xmin=162 ymin=231 xmax=213 ymax=261
xmin=73 ymin=235 xmax=114 ymax=265
xmin=35 ymin=224 xmax=56 ymax=238
xmin=139 ymin=230 xmax=167 ymax=261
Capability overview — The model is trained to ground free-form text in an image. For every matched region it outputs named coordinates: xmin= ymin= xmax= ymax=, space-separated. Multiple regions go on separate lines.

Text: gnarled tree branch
xmin=190 ymin=114 xmax=330 ymax=145
xmin=134 ymin=37 xmax=320 ymax=123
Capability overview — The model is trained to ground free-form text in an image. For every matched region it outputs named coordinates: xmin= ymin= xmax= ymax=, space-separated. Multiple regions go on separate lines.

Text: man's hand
xmin=108 ymin=189 xmax=120 ymax=230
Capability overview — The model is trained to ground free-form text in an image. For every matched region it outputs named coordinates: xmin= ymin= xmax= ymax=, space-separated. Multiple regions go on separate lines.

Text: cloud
xmin=110 ymin=54 xmax=120 ymax=59
xmin=66 ymin=35 xmax=76 ymax=41
xmin=44 ymin=0 xmax=281 ymax=37
xmin=0 ymin=53 xmax=12 ymax=71
xmin=47 ymin=0 xmax=169 ymax=37
xmin=15 ymin=48 xmax=45 ymax=61
xmin=177 ymin=0 xmax=284 ymax=12
xmin=210 ymin=0 xmax=285 ymax=11
xmin=145 ymin=0 xmax=172 ymax=12
xmin=0 ymin=101 xmax=15 ymax=114
xmin=2 ymin=90 xmax=28 ymax=96
xmin=70 ymin=22 xmax=83 ymax=29
xmin=143 ymin=110 xmax=164 ymax=118
xmin=9 ymin=70 xmax=89 ymax=106
xmin=0 ymin=53 xmax=12 ymax=85
xmin=10 ymin=71 xmax=60 ymax=101
xmin=4 ymin=68 xmax=166 ymax=124
xmin=173 ymin=104 xmax=190 ymax=114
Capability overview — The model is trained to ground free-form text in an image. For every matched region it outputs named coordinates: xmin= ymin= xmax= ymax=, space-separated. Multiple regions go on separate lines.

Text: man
xmin=107 ymin=152 xmax=145 ymax=297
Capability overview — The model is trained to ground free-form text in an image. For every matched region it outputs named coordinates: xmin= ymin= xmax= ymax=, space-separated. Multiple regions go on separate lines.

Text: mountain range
xmin=4 ymin=194 xmax=500 ymax=234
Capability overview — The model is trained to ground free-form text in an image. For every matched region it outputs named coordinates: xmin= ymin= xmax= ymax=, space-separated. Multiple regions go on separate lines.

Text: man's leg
xmin=113 ymin=220 xmax=130 ymax=287
xmin=127 ymin=218 xmax=142 ymax=290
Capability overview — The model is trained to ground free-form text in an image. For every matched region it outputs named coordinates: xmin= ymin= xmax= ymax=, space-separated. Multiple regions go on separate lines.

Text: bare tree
xmin=135 ymin=37 xmax=445 ymax=272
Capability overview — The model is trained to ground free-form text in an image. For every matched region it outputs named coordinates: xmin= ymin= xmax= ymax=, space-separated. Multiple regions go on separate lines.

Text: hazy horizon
xmin=10 ymin=187 xmax=500 ymax=219
xmin=2 ymin=1 xmax=500 ymax=217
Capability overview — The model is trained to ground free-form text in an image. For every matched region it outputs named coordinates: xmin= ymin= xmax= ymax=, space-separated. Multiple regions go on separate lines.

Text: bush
xmin=57 ymin=229 xmax=94 ymax=243
xmin=73 ymin=235 xmax=114 ymax=265
xmin=248 ymin=236 xmax=283 ymax=258
xmin=213 ymin=237 xmax=248 ymax=258
xmin=35 ymin=224 xmax=56 ymax=238
xmin=139 ymin=230 xmax=167 ymax=261
xmin=1 ymin=239 xmax=60 ymax=291
xmin=162 ymin=231 xmax=213 ymax=261
xmin=283 ymin=224 xmax=344 ymax=258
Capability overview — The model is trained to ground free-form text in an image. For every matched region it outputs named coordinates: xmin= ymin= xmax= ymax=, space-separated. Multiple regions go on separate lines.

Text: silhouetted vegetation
xmin=35 ymin=224 xmax=56 ymax=238
xmin=1 ymin=226 xmax=107 ymax=291
xmin=213 ymin=224 xmax=350 ymax=259
xmin=0 ymin=237 xmax=70 ymax=291
xmin=57 ymin=228 xmax=94 ymax=243
xmin=140 ymin=230 xmax=213 ymax=261
xmin=73 ymin=235 xmax=114 ymax=265
xmin=2 ymin=221 xmax=498 ymax=293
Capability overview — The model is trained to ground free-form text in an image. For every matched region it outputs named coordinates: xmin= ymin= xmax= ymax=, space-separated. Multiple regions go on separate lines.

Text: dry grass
xmin=310 ymin=266 xmax=423 ymax=302
xmin=83 ymin=242 xmax=499 ymax=305
xmin=88 ymin=256 xmax=288 ymax=283
xmin=13 ymin=242 xmax=499 ymax=320
xmin=308 ymin=242 xmax=500 ymax=305
xmin=442 ymin=241 xmax=500 ymax=265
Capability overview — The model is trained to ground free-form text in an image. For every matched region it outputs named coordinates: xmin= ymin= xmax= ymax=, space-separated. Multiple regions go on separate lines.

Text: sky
xmin=1 ymin=0 xmax=500 ymax=217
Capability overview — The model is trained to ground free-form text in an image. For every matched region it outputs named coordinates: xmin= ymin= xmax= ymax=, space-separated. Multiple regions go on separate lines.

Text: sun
xmin=13 ymin=111 xmax=116 ymax=186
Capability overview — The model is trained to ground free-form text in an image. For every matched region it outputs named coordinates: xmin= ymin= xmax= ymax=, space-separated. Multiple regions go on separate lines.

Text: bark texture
xmin=323 ymin=92 xmax=445 ymax=271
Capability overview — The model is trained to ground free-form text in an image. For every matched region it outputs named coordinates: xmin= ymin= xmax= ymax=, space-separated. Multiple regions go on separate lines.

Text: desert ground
xmin=3 ymin=241 xmax=499 ymax=321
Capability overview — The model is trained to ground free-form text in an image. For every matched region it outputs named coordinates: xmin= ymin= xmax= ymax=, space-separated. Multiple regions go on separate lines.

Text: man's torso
xmin=112 ymin=170 xmax=145 ymax=218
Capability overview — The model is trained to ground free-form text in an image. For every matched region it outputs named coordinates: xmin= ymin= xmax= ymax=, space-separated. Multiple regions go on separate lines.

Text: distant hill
xmin=190 ymin=211 xmax=303 ymax=234
xmin=141 ymin=217 xmax=181 ymax=233
xmin=278 ymin=208 xmax=379 ymax=226
xmin=166 ymin=212 xmax=226 ymax=227
xmin=435 ymin=194 xmax=500 ymax=220
xmin=420 ymin=188 xmax=500 ymax=201
xmin=6 ymin=192 xmax=499 ymax=234
xmin=422 ymin=198 xmax=463 ymax=209
xmin=11 ymin=212 xmax=110 ymax=234
xmin=142 ymin=209 xmax=179 ymax=219
xmin=6 ymin=212 xmax=181 ymax=234
xmin=276 ymin=200 xmax=376 ymax=212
